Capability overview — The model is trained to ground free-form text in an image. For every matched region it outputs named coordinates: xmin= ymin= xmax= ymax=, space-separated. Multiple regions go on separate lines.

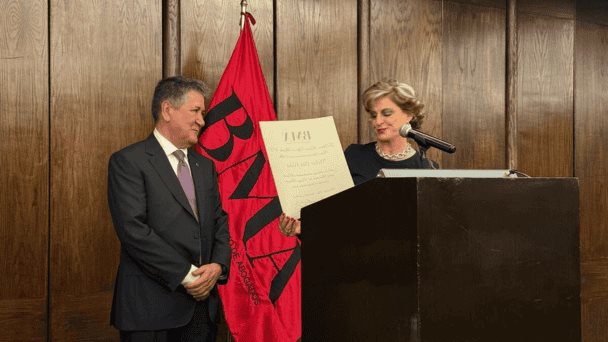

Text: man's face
xmin=164 ymin=90 xmax=206 ymax=148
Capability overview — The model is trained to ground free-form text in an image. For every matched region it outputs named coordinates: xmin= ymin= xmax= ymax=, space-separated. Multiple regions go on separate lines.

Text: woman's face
xmin=368 ymin=96 xmax=413 ymax=143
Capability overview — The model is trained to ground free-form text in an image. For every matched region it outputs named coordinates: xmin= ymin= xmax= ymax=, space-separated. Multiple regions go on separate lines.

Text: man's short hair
xmin=151 ymin=76 xmax=210 ymax=121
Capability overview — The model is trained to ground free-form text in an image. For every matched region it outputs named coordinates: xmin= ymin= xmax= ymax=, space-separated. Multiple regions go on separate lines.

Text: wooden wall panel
xmin=442 ymin=2 xmax=505 ymax=169
xmin=163 ymin=0 xmax=181 ymax=77
xmin=518 ymin=0 xmax=575 ymax=19
xmin=181 ymin=0 xmax=274 ymax=99
xmin=449 ymin=0 xmax=505 ymax=8
xmin=368 ymin=0 xmax=443 ymax=163
xmin=276 ymin=0 xmax=358 ymax=148
xmin=50 ymin=0 xmax=160 ymax=339
xmin=577 ymin=0 xmax=608 ymax=26
xmin=516 ymin=13 xmax=574 ymax=177
xmin=581 ymin=260 xmax=608 ymax=342
xmin=0 ymin=1 xmax=48 ymax=340
xmin=575 ymin=21 xmax=608 ymax=265
xmin=575 ymin=20 xmax=608 ymax=342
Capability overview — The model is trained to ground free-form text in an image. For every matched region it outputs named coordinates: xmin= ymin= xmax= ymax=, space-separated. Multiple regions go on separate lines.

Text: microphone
xmin=399 ymin=124 xmax=456 ymax=153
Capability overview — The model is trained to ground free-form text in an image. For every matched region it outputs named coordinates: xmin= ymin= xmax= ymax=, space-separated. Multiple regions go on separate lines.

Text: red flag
xmin=196 ymin=13 xmax=301 ymax=342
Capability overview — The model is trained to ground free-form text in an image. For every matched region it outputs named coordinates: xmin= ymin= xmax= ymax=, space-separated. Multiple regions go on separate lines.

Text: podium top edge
xmin=375 ymin=169 xmax=583 ymax=178
xmin=377 ymin=169 xmax=512 ymax=178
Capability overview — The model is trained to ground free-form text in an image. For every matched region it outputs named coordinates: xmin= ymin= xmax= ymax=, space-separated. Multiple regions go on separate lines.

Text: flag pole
xmin=240 ymin=0 xmax=248 ymax=30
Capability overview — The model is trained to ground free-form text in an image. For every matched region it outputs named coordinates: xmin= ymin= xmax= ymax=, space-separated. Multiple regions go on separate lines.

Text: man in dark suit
xmin=108 ymin=76 xmax=230 ymax=342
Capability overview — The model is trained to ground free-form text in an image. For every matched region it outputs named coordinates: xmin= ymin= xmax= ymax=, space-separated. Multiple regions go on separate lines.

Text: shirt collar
xmin=153 ymin=128 xmax=188 ymax=158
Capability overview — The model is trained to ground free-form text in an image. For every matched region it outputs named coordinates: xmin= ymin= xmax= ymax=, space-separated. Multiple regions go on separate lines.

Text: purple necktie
xmin=173 ymin=150 xmax=198 ymax=221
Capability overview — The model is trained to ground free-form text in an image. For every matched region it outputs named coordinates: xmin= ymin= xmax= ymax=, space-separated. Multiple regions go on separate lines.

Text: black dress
xmin=344 ymin=142 xmax=435 ymax=186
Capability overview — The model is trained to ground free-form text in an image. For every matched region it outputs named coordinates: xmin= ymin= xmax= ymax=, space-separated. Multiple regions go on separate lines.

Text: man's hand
xmin=279 ymin=213 xmax=301 ymax=237
xmin=184 ymin=263 xmax=222 ymax=301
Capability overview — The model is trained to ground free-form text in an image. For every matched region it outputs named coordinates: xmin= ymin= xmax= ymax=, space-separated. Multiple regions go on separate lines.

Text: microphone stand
xmin=417 ymin=142 xmax=437 ymax=169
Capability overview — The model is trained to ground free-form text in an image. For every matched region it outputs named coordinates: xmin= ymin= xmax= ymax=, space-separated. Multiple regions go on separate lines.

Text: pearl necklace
xmin=375 ymin=142 xmax=415 ymax=161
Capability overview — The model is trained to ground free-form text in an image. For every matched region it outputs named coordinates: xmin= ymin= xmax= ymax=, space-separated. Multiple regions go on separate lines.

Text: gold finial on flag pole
xmin=240 ymin=0 xmax=248 ymax=30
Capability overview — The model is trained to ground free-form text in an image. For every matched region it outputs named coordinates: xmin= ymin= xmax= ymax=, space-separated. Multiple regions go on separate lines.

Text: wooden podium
xmin=300 ymin=177 xmax=580 ymax=341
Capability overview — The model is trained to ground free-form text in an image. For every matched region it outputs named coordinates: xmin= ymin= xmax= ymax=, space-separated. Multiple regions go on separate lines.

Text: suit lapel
xmin=145 ymin=135 xmax=198 ymax=220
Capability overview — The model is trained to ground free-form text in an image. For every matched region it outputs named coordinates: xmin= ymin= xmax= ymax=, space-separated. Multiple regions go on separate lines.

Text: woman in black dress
xmin=280 ymin=79 xmax=434 ymax=236
xmin=345 ymin=79 xmax=433 ymax=186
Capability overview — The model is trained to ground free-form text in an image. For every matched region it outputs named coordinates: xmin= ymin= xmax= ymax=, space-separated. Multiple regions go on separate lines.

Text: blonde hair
xmin=362 ymin=79 xmax=425 ymax=129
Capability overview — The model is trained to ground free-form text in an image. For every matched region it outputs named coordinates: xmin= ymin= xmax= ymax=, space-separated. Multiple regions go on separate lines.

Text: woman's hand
xmin=279 ymin=213 xmax=301 ymax=237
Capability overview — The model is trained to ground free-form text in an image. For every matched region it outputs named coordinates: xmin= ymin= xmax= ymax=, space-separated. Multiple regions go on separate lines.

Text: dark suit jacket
xmin=108 ymin=134 xmax=230 ymax=331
